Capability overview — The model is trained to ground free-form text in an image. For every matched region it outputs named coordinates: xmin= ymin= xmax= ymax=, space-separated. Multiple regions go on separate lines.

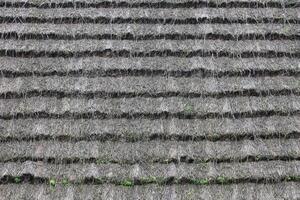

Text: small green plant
xmin=96 ymin=159 xmax=108 ymax=164
xmin=192 ymin=178 xmax=209 ymax=185
xmin=121 ymin=179 xmax=134 ymax=187
xmin=147 ymin=176 xmax=157 ymax=182
xmin=14 ymin=176 xmax=21 ymax=183
xmin=162 ymin=158 xmax=172 ymax=164
xmin=49 ymin=178 xmax=56 ymax=187
xmin=62 ymin=178 xmax=69 ymax=186
xmin=286 ymin=176 xmax=300 ymax=181
xmin=91 ymin=177 xmax=104 ymax=184
xmin=285 ymin=176 xmax=292 ymax=181
xmin=199 ymin=178 xmax=209 ymax=185
xmin=184 ymin=104 xmax=194 ymax=114
xmin=216 ymin=176 xmax=227 ymax=184
xmin=140 ymin=176 xmax=157 ymax=184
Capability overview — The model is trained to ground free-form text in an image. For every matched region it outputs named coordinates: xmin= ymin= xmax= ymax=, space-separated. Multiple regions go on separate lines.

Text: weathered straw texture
xmin=0 ymin=0 xmax=299 ymax=199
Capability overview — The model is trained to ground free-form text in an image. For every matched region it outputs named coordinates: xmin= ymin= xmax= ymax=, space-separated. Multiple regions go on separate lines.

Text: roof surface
xmin=0 ymin=0 xmax=299 ymax=199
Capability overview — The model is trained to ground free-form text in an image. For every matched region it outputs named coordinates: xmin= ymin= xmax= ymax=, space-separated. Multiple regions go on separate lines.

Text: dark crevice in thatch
xmin=1 ymin=155 xmax=300 ymax=165
xmin=0 ymin=50 xmax=299 ymax=58
xmin=0 ymin=131 xmax=298 ymax=143
xmin=1 ymin=69 xmax=299 ymax=78
xmin=0 ymin=174 xmax=300 ymax=185
xmin=0 ymin=17 xmax=298 ymax=24
xmin=1 ymin=89 xmax=299 ymax=99
xmin=1 ymin=32 xmax=299 ymax=41
xmin=0 ymin=110 xmax=298 ymax=120
xmin=0 ymin=1 xmax=298 ymax=8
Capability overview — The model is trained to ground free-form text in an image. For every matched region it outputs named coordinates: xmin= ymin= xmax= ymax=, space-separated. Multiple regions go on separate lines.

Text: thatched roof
xmin=0 ymin=0 xmax=299 ymax=199
xmin=1 ymin=183 xmax=300 ymax=199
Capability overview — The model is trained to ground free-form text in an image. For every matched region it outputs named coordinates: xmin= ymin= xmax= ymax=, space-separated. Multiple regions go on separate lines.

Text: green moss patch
xmin=120 ymin=179 xmax=134 ymax=187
